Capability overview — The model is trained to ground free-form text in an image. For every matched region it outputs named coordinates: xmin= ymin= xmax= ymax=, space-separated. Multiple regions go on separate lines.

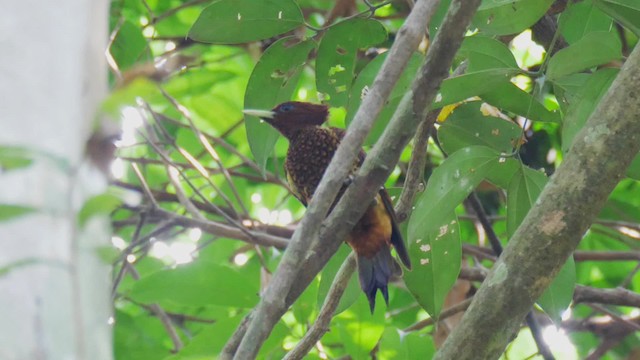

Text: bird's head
xmin=243 ymin=101 xmax=329 ymax=138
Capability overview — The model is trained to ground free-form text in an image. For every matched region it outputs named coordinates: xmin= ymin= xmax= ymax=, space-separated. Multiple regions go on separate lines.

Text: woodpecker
xmin=244 ymin=101 xmax=411 ymax=312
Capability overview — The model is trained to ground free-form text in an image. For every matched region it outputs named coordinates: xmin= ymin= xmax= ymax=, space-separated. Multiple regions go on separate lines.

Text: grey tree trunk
xmin=0 ymin=1 xmax=112 ymax=359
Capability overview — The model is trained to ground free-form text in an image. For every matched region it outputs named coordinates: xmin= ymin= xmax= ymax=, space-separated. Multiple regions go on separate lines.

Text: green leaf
xmin=538 ymin=257 xmax=576 ymax=325
xmin=345 ymin=52 xmax=423 ymax=145
xmin=378 ymin=327 xmax=436 ymax=359
xmin=482 ymin=82 xmax=561 ymax=123
xmin=547 ymin=32 xmax=622 ymax=81
xmin=77 ymin=193 xmax=122 ymax=228
xmin=316 ymin=18 xmax=386 ymax=107
xmin=0 ymin=204 xmax=37 ymax=222
xmin=595 ymin=0 xmax=640 ymax=36
xmin=506 ymin=165 xmax=548 ymax=237
xmin=109 ymin=20 xmax=149 ymax=70
xmin=404 ymin=211 xmax=461 ymax=317
xmin=459 ymin=35 xmax=519 ymax=72
xmin=561 ymin=68 xmax=618 ymax=153
xmin=317 ymin=245 xmax=360 ymax=315
xmin=409 ymin=146 xmax=505 ymax=236
xmin=472 ymin=0 xmax=554 ymax=36
xmin=334 ymin=295 xmax=385 ymax=359
xmin=558 ymin=0 xmax=613 ymax=44
xmin=434 ymin=68 xmax=520 ymax=108
xmin=129 ymin=261 xmax=259 ymax=308
xmin=165 ymin=315 xmax=245 ymax=359
xmin=438 ymin=102 xmax=523 ymax=154
xmin=188 ymin=0 xmax=304 ymax=44
xmin=627 ymin=153 xmax=640 ymax=180
xmin=406 ymin=146 xmax=509 ymax=316
xmin=244 ymin=37 xmax=316 ymax=173
xmin=0 ymin=146 xmax=34 ymax=171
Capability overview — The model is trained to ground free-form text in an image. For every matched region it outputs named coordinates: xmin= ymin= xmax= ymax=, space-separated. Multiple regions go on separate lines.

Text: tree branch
xmin=283 ymin=254 xmax=356 ymax=360
xmin=436 ymin=44 xmax=640 ymax=359
xmin=228 ymin=1 xmax=445 ymax=358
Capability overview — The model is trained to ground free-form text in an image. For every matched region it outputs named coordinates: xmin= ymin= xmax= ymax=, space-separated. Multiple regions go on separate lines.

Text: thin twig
xmin=284 ymin=254 xmax=357 ymax=360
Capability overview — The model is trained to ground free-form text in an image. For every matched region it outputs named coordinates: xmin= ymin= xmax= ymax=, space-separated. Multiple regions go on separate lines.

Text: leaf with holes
xmin=438 ymin=102 xmax=523 ymax=154
xmin=404 ymin=211 xmax=460 ymax=318
xmin=188 ymin=0 xmax=304 ymax=44
xmin=316 ymin=18 xmax=386 ymax=107
xmin=406 ymin=146 xmax=507 ymax=316
xmin=244 ymin=37 xmax=316 ymax=173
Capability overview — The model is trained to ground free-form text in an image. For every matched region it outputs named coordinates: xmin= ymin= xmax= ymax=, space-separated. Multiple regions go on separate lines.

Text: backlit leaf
xmin=316 ymin=18 xmax=386 ymax=107
xmin=244 ymin=37 xmax=316 ymax=173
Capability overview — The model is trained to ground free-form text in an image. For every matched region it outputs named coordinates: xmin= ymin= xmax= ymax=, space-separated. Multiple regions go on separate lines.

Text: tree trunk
xmin=0 ymin=1 xmax=112 ymax=359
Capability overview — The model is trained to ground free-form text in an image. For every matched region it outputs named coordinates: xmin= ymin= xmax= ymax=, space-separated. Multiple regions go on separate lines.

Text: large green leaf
xmin=506 ymin=165 xmax=548 ymax=237
xmin=547 ymin=32 xmax=622 ymax=81
xmin=409 ymin=146 xmax=507 ymax=236
xmin=188 ymin=0 xmax=304 ymax=44
xmin=538 ymin=257 xmax=576 ymax=325
xmin=558 ymin=0 xmax=613 ymax=44
xmin=244 ymin=37 xmax=316 ymax=173
xmin=459 ymin=35 xmax=519 ymax=72
xmin=404 ymin=211 xmax=461 ymax=318
xmin=472 ymin=0 xmax=554 ymax=36
xmin=129 ymin=261 xmax=259 ymax=308
xmin=561 ymin=68 xmax=618 ymax=153
xmin=482 ymin=82 xmax=561 ymax=123
xmin=434 ymin=68 xmax=520 ymax=108
xmin=595 ymin=0 xmax=640 ymax=36
xmin=345 ymin=52 xmax=423 ymax=145
xmin=407 ymin=146 xmax=507 ymax=316
xmin=316 ymin=18 xmax=386 ymax=107
xmin=438 ymin=102 xmax=523 ymax=154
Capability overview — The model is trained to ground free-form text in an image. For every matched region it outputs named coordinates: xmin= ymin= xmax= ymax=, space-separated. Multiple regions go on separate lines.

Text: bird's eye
xmin=280 ymin=103 xmax=294 ymax=112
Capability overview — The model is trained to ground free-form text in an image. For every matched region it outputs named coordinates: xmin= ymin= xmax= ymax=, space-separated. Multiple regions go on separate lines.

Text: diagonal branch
xmin=436 ymin=43 xmax=640 ymax=359
xmin=228 ymin=1 xmax=445 ymax=358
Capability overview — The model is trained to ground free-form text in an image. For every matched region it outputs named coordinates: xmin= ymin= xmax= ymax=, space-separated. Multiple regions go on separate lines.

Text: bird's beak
xmin=242 ymin=109 xmax=275 ymax=119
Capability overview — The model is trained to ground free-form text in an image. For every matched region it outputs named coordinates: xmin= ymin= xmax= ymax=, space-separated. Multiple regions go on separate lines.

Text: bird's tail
xmin=357 ymin=244 xmax=402 ymax=313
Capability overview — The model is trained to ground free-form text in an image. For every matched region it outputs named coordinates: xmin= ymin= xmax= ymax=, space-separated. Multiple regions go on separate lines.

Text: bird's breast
xmin=285 ymin=129 xmax=340 ymax=203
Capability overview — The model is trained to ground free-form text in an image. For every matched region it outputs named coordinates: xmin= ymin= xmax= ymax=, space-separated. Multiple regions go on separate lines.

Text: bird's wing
xmin=379 ymin=188 xmax=412 ymax=269
xmin=330 ymin=127 xmax=411 ymax=269
xmin=286 ymin=168 xmax=308 ymax=207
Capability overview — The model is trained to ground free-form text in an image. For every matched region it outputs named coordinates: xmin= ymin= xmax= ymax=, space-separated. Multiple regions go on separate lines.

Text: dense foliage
xmin=97 ymin=0 xmax=640 ymax=358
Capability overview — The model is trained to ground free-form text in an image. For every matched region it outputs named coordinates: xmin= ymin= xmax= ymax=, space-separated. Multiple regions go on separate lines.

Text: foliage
xmin=97 ymin=0 xmax=640 ymax=358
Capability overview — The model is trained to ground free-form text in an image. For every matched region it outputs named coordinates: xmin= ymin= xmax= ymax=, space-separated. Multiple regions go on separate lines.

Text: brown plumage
xmin=243 ymin=101 xmax=412 ymax=312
